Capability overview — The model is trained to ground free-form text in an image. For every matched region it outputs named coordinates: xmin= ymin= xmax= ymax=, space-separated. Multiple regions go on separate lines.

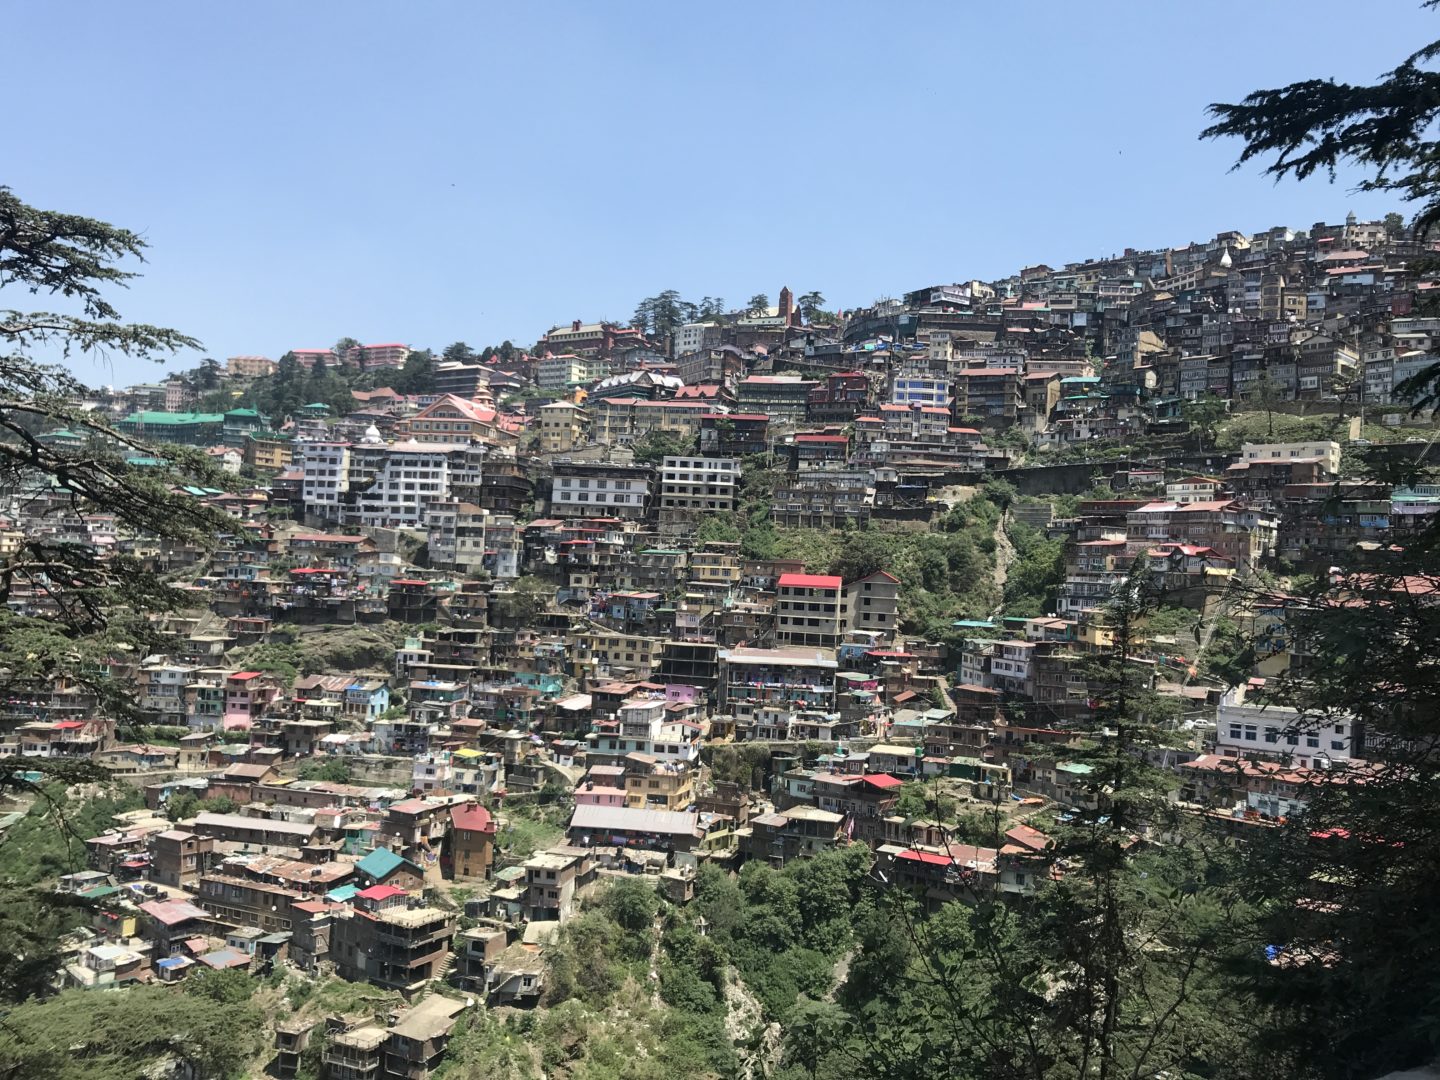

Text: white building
xmin=589 ymin=696 xmax=700 ymax=765
xmin=658 ymin=456 xmax=739 ymax=516
xmin=1239 ymin=441 xmax=1342 ymax=476
xmin=1214 ymin=684 xmax=1353 ymax=769
xmin=345 ymin=440 xmax=485 ymax=528
xmin=550 ymin=463 xmax=652 ymax=520
xmin=890 ymin=375 xmax=952 ymax=409
xmin=299 ymin=441 xmax=352 ymax=517
xmin=674 ymin=322 xmax=709 ymax=357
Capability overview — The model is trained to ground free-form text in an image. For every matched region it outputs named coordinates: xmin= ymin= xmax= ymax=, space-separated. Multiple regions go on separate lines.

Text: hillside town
xmin=6 ymin=210 xmax=1439 ymax=1079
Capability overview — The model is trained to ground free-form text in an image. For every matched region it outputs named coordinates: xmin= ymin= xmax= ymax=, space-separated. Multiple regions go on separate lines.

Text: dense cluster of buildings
xmin=6 ymin=216 xmax=1435 ymax=1077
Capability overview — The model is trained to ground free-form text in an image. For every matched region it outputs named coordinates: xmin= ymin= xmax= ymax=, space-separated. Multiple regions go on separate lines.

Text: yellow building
xmin=625 ymin=761 xmax=694 ymax=811
xmin=570 ymin=630 xmax=663 ymax=680
xmin=594 ymin=398 xmax=711 ymax=446
xmin=244 ymin=434 xmax=293 ymax=472
xmin=689 ymin=547 xmax=742 ymax=585
xmin=535 ymin=400 xmax=589 ymax=454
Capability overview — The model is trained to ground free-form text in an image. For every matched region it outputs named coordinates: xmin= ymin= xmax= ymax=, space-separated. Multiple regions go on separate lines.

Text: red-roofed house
xmin=776 ymin=573 xmax=845 ymax=649
xmin=400 ymin=394 xmax=505 ymax=444
xmin=449 ymin=801 xmax=497 ymax=883
xmin=356 ymin=884 xmax=408 ymax=903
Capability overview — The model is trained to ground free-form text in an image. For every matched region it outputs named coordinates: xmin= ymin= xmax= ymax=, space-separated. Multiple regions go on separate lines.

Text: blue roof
xmin=326 ymin=884 xmax=359 ymax=902
xmin=357 ymin=847 xmax=404 ymax=880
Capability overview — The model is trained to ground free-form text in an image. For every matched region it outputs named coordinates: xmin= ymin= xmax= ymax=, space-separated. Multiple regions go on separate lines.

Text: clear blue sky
xmin=7 ymin=1 xmax=1436 ymax=384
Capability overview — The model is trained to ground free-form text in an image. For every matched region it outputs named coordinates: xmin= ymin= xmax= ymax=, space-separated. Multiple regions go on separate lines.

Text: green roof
xmin=225 ymin=408 xmax=261 ymax=418
xmin=122 ymin=411 xmax=224 ymax=425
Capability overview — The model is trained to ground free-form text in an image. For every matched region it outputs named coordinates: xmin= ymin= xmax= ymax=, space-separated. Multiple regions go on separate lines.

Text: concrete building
xmin=845 ymin=570 xmax=900 ymax=637
xmin=550 ymin=462 xmax=652 ymax=520
xmin=657 ymin=455 xmax=739 ymax=523
xmin=226 ymin=355 xmax=276 ymax=378
xmin=449 ymin=801 xmax=497 ymax=882
xmin=719 ymin=646 xmax=839 ymax=721
xmin=535 ymin=400 xmax=589 ymax=453
xmin=775 ymin=572 xmax=845 ymax=649
xmin=523 ymin=847 xmax=594 ymax=922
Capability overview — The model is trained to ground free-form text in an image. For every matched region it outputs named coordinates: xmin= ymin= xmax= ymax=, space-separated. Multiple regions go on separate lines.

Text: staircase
xmin=432 ymin=951 xmax=457 ymax=985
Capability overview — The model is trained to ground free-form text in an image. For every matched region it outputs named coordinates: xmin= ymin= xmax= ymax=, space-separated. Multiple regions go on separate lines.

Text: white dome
xmin=1219 ymin=247 xmax=1233 ymax=269
xmin=362 ymin=423 xmax=383 ymax=444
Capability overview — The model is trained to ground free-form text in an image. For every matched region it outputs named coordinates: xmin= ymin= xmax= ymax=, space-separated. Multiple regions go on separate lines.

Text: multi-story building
xmin=322 ymin=995 xmax=469 ymax=1080
xmin=535 ymin=400 xmax=589 ymax=453
xmin=448 ymin=801 xmax=497 ymax=882
xmin=689 ymin=544 xmax=743 ymax=586
xmin=550 ymin=462 xmax=652 ymax=520
xmin=1238 ymin=440 xmax=1342 ymax=476
xmin=954 ymin=366 xmax=1022 ymax=424
xmin=245 ymin=433 xmax=293 ymax=472
xmin=592 ymin=397 xmax=712 ymax=445
xmin=890 ymin=374 xmax=952 ymax=409
xmin=1125 ymin=500 xmax=1277 ymax=571
xmin=624 ymin=758 xmax=694 ymax=811
xmin=772 ymin=470 xmax=874 ymax=529
xmin=719 ymin=646 xmax=839 ymax=721
xmin=807 ymin=371 xmax=871 ymax=422
xmin=332 ymin=886 xmax=455 ymax=993
xmin=845 ymin=570 xmax=900 ymax=637
xmin=657 ymin=455 xmax=739 ymax=524
xmin=114 ymin=411 xmax=224 ymax=446
xmin=734 ymin=375 xmax=818 ymax=425
xmin=570 ymin=629 xmax=664 ymax=681
xmin=775 ymin=572 xmax=844 ymax=649
xmin=699 ymin=413 xmax=769 ymax=455
xmin=1213 ymin=684 xmax=1353 ymax=769
xmin=425 ymin=500 xmax=490 ymax=571
xmin=399 ymin=395 xmax=504 ymax=444
xmin=536 ymin=352 xmax=607 ymax=390
xmin=226 ymin=354 xmax=276 ymax=378
xmin=523 ymin=847 xmax=595 ymax=922
xmin=345 ymin=440 xmax=486 ymax=528
xmin=345 ymin=343 xmax=411 ymax=370
xmin=538 ymin=320 xmax=641 ymax=358
xmin=298 ymin=441 xmax=352 ymax=516
xmin=140 ymin=661 xmax=199 ymax=725
xmin=149 ymin=829 xmax=215 ymax=890
xmin=587 ymin=695 xmax=701 ymax=767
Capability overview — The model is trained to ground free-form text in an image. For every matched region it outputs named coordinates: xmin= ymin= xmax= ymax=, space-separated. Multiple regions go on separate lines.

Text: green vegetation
xmin=1002 ymin=518 xmax=1064 ymax=617
xmin=741 ymin=490 xmax=1005 ymax=641
xmin=297 ymin=758 xmax=355 ymax=783
xmin=630 ymin=427 xmax=696 ymax=464
xmin=893 ymin=780 xmax=959 ymax=823
xmin=495 ymin=798 xmax=567 ymax=863
xmin=228 ymin=622 xmax=407 ymax=683
xmin=0 ymin=984 xmax=265 ymax=1079
xmin=708 ymin=742 xmax=775 ymax=791
xmin=0 ymin=782 xmax=143 ymax=888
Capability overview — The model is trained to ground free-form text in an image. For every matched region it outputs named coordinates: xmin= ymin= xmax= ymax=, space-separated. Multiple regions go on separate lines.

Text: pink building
xmin=290 ymin=348 xmax=337 ymax=371
xmin=223 ymin=671 xmax=280 ymax=731
xmin=573 ymin=782 xmax=627 ymax=807
xmin=347 ymin=343 xmax=411 ymax=370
